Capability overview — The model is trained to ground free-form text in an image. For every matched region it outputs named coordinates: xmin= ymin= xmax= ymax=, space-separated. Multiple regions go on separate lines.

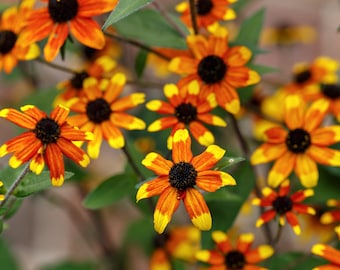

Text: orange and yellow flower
xmin=311 ymin=243 xmax=340 ymax=270
xmin=146 ymin=80 xmax=227 ymax=149
xmin=23 ymin=0 xmax=118 ymax=61
xmin=320 ymin=199 xmax=340 ymax=225
xmin=54 ymin=55 xmax=117 ymax=106
xmin=67 ymin=73 xmax=145 ymax=159
xmin=251 ymin=94 xmax=340 ymax=188
xmin=150 ymin=226 xmax=200 ymax=269
xmin=0 ymin=105 xmax=92 ymax=186
xmin=196 ymin=231 xmax=274 ymax=270
xmin=0 ymin=0 xmax=40 ymax=73
xmin=168 ymin=26 xmax=260 ymax=115
xmin=176 ymin=0 xmax=237 ymax=30
xmin=253 ymin=179 xmax=315 ymax=235
xmin=136 ymin=128 xmax=236 ymax=234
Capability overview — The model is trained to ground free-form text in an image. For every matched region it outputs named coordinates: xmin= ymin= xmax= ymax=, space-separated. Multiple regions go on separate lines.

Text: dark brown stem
xmin=35 ymin=58 xmax=78 ymax=74
xmin=188 ymin=0 xmax=199 ymax=34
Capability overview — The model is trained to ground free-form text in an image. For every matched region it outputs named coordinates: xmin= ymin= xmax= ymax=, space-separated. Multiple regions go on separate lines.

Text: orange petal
xmin=101 ymin=121 xmax=125 ymax=148
xmin=250 ymin=143 xmax=287 ymax=165
xmin=186 ymin=35 xmax=209 ymax=59
xmin=196 ymin=170 xmax=236 ymax=192
xmin=60 ymin=124 xmax=92 ymax=141
xmin=196 ymin=250 xmax=225 ymax=265
xmin=192 ymin=144 xmax=225 ymax=171
xmin=183 ymin=188 xmax=211 ymax=230
xmin=172 ymin=129 xmax=193 ymax=163
xmin=189 ymin=121 xmax=215 ymax=146
xmin=311 ymin=126 xmax=340 ymax=146
xmin=286 ymin=211 xmax=301 ymax=235
xmin=44 ymin=23 xmax=69 ymax=62
xmin=20 ymin=105 xmax=46 ymax=121
xmin=236 ymin=233 xmax=254 ymax=253
xmin=0 ymin=108 xmax=37 ymax=129
xmin=304 ymin=98 xmax=330 ymax=132
xmin=142 ymin=152 xmax=173 ymax=175
xmin=146 ymin=100 xmax=175 ymax=114
xmin=147 ymin=117 xmax=178 ymax=132
xmin=168 ymin=57 xmax=198 ymax=74
xmin=0 ymin=132 xmax=37 ymax=157
xmin=50 ymin=105 xmax=70 ymax=125
xmin=136 ymin=175 xmax=170 ymax=202
xmin=211 ymin=230 xmax=232 ymax=254
xmin=77 ymin=0 xmax=118 ymax=16
xmin=246 ymin=245 xmax=274 ymax=263
xmin=225 ymin=46 xmax=252 ymax=66
xmin=44 ymin=143 xmax=65 ymax=186
xmin=256 ymin=210 xmax=276 ymax=227
xmin=268 ymin=152 xmax=295 ymax=187
xmin=111 ymin=93 xmax=145 ymax=111
xmin=110 ymin=112 xmax=145 ymax=130
xmin=57 ymin=137 xmax=89 ymax=167
xmin=284 ymin=95 xmax=305 ymax=130
xmin=214 ymin=81 xmax=240 ymax=114
xmin=149 ymin=248 xmax=171 ymax=270
xmin=311 ymin=244 xmax=340 ymax=265
xmin=294 ymin=154 xmax=318 ymax=188
xmin=264 ymin=127 xmax=287 ymax=143
xmin=308 ymin=145 xmax=340 ymax=166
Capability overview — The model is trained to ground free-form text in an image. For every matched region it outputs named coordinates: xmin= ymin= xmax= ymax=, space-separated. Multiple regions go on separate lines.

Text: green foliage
xmin=114 ymin=9 xmax=188 ymax=49
xmin=102 ymin=0 xmax=154 ymax=28
xmin=83 ymin=173 xmax=137 ymax=209
xmin=23 ymin=87 xmax=58 ymax=113
xmin=40 ymin=261 xmax=98 ymax=270
xmin=135 ymin=49 xmax=148 ymax=78
xmin=215 ymin=156 xmax=246 ymax=171
xmin=0 ymin=238 xmax=19 ymax=270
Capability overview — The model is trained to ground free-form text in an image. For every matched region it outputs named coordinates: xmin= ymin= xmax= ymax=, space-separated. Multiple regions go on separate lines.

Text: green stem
xmin=188 ymin=0 xmax=199 ymax=34
xmin=0 ymin=163 xmax=30 ymax=208
xmin=121 ymin=143 xmax=145 ymax=181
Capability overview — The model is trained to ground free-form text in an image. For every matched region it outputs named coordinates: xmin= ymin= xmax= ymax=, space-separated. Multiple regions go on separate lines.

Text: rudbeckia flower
xmin=0 ymin=105 xmax=92 ymax=186
xmin=196 ymin=231 xmax=274 ymax=270
xmin=150 ymin=226 xmax=200 ymax=269
xmin=146 ymin=80 xmax=227 ymax=149
xmin=320 ymin=199 xmax=340 ymax=225
xmin=0 ymin=0 xmax=40 ymax=73
xmin=67 ymin=73 xmax=146 ymax=159
xmin=23 ymin=0 xmax=118 ymax=61
xmin=54 ymin=55 xmax=117 ymax=106
xmin=250 ymin=94 xmax=340 ymax=188
xmin=136 ymin=128 xmax=236 ymax=234
xmin=311 ymin=243 xmax=340 ymax=270
xmin=253 ymin=179 xmax=315 ymax=235
xmin=176 ymin=0 xmax=237 ymax=29
xmin=168 ymin=26 xmax=260 ymax=115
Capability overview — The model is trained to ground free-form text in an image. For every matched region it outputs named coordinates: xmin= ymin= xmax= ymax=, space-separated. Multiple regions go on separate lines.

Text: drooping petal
xmin=154 ymin=187 xmax=180 ymax=234
xmin=286 ymin=211 xmax=301 ymax=235
xmin=30 ymin=153 xmax=45 ymax=175
xmin=268 ymin=152 xmax=296 ymax=187
xmin=172 ymin=129 xmax=193 ymax=163
xmin=294 ymin=154 xmax=318 ymax=188
xmin=214 ymin=81 xmax=240 ymax=114
xmin=142 ymin=152 xmax=173 ymax=176
xmin=0 ymin=132 xmax=38 ymax=157
xmin=183 ymin=188 xmax=211 ymax=230
xmin=292 ymin=203 xmax=316 ymax=215
xmin=101 ymin=121 xmax=125 ymax=149
xmin=136 ymin=175 xmax=170 ymax=201
xmin=196 ymin=170 xmax=236 ymax=192
xmin=44 ymin=143 xmax=65 ymax=186
xmin=192 ymin=144 xmax=225 ymax=171
xmin=189 ymin=121 xmax=215 ymax=146
xmin=87 ymin=125 xmax=103 ymax=159
xmin=57 ymin=137 xmax=90 ymax=167
xmin=256 ymin=210 xmax=276 ymax=227
xmin=44 ymin=23 xmax=69 ymax=62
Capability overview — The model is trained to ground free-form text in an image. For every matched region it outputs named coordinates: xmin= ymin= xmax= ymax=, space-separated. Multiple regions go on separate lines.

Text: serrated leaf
xmin=234 ymin=8 xmax=265 ymax=47
xmin=114 ymin=9 xmax=187 ymax=49
xmin=83 ymin=173 xmax=137 ymax=209
xmin=102 ymin=0 xmax=154 ymax=28
xmin=135 ymin=49 xmax=148 ymax=78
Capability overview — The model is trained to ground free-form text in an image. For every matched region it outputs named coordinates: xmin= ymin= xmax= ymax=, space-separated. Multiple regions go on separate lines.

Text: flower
xmin=146 ymin=80 xmax=227 ymax=149
xmin=176 ymin=0 xmax=237 ymax=29
xmin=320 ymin=199 xmax=340 ymax=225
xmin=136 ymin=128 xmax=236 ymax=234
xmin=0 ymin=105 xmax=92 ymax=186
xmin=67 ymin=73 xmax=146 ymax=159
xmin=196 ymin=231 xmax=274 ymax=270
xmin=253 ymin=179 xmax=315 ymax=235
xmin=54 ymin=55 xmax=117 ymax=106
xmin=311 ymin=243 xmax=340 ymax=270
xmin=150 ymin=226 xmax=201 ymax=269
xmin=250 ymin=94 xmax=340 ymax=188
xmin=168 ymin=26 xmax=260 ymax=114
xmin=23 ymin=0 xmax=118 ymax=61
xmin=0 ymin=0 xmax=40 ymax=73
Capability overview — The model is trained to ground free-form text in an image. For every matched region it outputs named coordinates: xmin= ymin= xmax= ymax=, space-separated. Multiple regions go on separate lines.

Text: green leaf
xmin=215 ymin=156 xmax=245 ymax=171
xmin=23 ymin=87 xmax=58 ymax=113
xmin=234 ymin=8 xmax=265 ymax=47
xmin=40 ymin=261 xmax=98 ymax=270
xmin=135 ymin=49 xmax=148 ymax=78
xmin=232 ymin=0 xmax=250 ymax=13
xmin=266 ymin=252 xmax=326 ymax=270
xmin=249 ymin=64 xmax=280 ymax=75
xmin=114 ymin=9 xmax=187 ymax=49
xmin=0 ymin=238 xmax=19 ymax=270
xmin=2 ymin=199 xmax=23 ymax=220
xmin=102 ymin=0 xmax=154 ymax=28
xmin=0 ymin=167 xmax=74 ymax=197
xmin=83 ymin=173 xmax=137 ymax=209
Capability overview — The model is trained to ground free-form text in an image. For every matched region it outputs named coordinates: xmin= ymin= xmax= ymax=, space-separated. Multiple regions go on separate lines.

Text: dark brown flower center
xmin=34 ymin=117 xmax=61 ymax=144
xmin=321 ymin=84 xmax=340 ymax=99
xmin=285 ymin=128 xmax=311 ymax=153
xmin=273 ymin=195 xmax=293 ymax=215
xmin=169 ymin=162 xmax=197 ymax=191
xmin=198 ymin=55 xmax=227 ymax=84
xmin=196 ymin=0 xmax=214 ymax=15
xmin=48 ymin=0 xmax=79 ymax=23
xmin=153 ymin=233 xmax=169 ymax=248
xmin=175 ymin=103 xmax=197 ymax=124
xmin=294 ymin=69 xmax=312 ymax=84
xmin=70 ymin=71 xmax=89 ymax=89
xmin=86 ymin=98 xmax=112 ymax=123
xmin=225 ymin=250 xmax=246 ymax=269
xmin=0 ymin=30 xmax=17 ymax=55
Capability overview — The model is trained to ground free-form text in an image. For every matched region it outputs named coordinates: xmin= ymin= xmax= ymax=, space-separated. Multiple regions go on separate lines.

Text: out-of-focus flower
xmin=196 ymin=231 xmax=274 ymax=269
xmin=136 ymin=129 xmax=236 ymax=234
xmin=261 ymin=23 xmax=316 ymax=47
xmin=146 ymin=80 xmax=226 ymax=149
xmin=0 ymin=105 xmax=92 ymax=186
xmin=176 ymin=0 xmax=237 ymax=29
xmin=67 ymin=73 xmax=145 ymax=159
xmin=251 ymin=95 xmax=340 ymax=188
xmin=0 ymin=0 xmax=40 ymax=73
xmin=320 ymin=199 xmax=340 ymax=225
xmin=311 ymin=243 xmax=340 ymax=270
xmin=168 ymin=26 xmax=260 ymax=115
xmin=150 ymin=226 xmax=200 ymax=269
xmin=253 ymin=179 xmax=315 ymax=235
xmin=54 ymin=55 xmax=117 ymax=106
xmin=23 ymin=0 xmax=118 ymax=61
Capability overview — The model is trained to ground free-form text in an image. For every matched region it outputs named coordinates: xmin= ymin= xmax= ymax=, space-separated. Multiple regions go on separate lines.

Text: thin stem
xmin=271 ymin=224 xmax=283 ymax=247
xmin=151 ymin=1 xmax=188 ymax=38
xmin=104 ymin=31 xmax=171 ymax=61
xmin=35 ymin=58 xmax=78 ymax=74
xmin=0 ymin=163 xmax=30 ymax=208
xmin=121 ymin=143 xmax=145 ymax=181
xmin=188 ymin=0 xmax=199 ymax=34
